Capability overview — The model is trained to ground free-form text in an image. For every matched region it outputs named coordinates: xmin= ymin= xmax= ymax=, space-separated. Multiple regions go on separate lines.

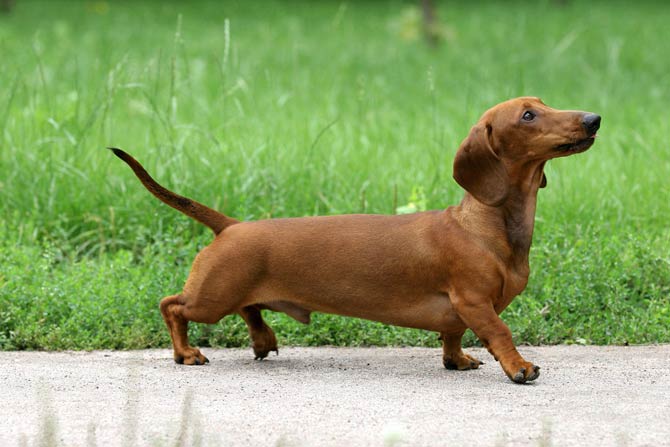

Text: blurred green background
xmin=1 ymin=0 xmax=668 ymax=350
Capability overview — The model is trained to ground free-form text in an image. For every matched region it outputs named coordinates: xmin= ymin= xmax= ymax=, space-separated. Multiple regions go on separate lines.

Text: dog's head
xmin=453 ymin=97 xmax=600 ymax=207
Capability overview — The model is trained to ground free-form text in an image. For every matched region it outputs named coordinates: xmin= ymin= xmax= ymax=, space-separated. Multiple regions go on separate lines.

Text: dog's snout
xmin=582 ymin=113 xmax=601 ymax=136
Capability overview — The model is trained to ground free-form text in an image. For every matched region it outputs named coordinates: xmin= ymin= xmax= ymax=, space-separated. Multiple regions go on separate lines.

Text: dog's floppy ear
xmin=540 ymin=172 xmax=547 ymax=188
xmin=453 ymin=123 xmax=509 ymax=206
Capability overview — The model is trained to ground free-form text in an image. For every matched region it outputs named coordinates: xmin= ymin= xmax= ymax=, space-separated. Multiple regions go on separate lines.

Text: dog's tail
xmin=108 ymin=148 xmax=238 ymax=235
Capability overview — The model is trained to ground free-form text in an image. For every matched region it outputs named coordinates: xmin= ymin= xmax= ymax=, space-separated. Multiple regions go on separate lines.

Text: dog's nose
xmin=582 ymin=113 xmax=601 ymax=136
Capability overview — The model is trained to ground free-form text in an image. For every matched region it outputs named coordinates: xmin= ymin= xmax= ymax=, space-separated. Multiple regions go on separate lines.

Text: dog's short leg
xmin=239 ymin=305 xmax=278 ymax=360
xmin=451 ymin=294 xmax=540 ymax=384
xmin=159 ymin=294 xmax=210 ymax=366
xmin=440 ymin=328 xmax=483 ymax=371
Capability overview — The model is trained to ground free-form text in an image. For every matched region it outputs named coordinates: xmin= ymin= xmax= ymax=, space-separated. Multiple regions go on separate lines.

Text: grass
xmin=0 ymin=0 xmax=669 ymax=350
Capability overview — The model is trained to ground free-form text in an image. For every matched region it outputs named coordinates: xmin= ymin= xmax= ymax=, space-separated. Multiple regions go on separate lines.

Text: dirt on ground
xmin=1 ymin=345 xmax=669 ymax=446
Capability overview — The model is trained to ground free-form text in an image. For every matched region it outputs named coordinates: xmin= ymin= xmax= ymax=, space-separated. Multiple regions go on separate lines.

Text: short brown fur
xmin=110 ymin=97 xmax=600 ymax=383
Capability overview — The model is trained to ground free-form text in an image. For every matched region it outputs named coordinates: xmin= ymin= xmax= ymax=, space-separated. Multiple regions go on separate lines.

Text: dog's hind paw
xmin=254 ymin=348 xmax=279 ymax=361
xmin=174 ymin=348 xmax=209 ymax=366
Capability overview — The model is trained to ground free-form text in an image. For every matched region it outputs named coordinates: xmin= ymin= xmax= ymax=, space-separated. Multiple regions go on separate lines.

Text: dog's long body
xmin=111 ymin=97 xmax=600 ymax=383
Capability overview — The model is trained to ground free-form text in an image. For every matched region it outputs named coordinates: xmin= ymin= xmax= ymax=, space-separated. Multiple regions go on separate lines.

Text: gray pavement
xmin=1 ymin=345 xmax=669 ymax=446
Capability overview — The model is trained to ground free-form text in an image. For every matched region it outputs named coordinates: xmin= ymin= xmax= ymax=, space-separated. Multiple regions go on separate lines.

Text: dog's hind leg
xmin=239 ymin=305 xmax=278 ymax=360
xmin=440 ymin=327 xmax=483 ymax=371
xmin=159 ymin=294 xmax=211 ymax=365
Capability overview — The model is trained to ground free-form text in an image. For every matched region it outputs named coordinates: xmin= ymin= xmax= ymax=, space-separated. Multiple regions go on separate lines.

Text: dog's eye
xmin=522 ymin=111 xmax=536 ymax=122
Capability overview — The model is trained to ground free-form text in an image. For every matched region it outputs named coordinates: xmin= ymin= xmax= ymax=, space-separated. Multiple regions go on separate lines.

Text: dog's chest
xmin=495 ymin=266 xmax=530 ymax=313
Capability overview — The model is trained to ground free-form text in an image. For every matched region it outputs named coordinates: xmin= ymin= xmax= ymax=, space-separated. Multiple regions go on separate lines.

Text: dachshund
xmin=109 ymin=96 xmax=600 ymax=383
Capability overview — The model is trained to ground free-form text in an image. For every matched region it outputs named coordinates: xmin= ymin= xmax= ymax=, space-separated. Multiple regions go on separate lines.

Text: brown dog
xmin=110 ymin=97 xmax=600 ymax=383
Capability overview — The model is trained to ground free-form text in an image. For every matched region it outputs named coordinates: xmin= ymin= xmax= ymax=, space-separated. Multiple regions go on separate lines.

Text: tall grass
xmin=1 ymin=0 xmax=669 ymax=349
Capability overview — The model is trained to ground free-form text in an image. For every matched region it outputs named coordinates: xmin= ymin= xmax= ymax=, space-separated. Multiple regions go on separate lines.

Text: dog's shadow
xmin=171 ymin=348 xmax=523 ymax=386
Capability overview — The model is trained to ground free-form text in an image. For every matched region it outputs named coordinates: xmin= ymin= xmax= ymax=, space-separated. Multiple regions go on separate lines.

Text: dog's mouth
xmin=556 ymin=135 xmax=596 ymax=153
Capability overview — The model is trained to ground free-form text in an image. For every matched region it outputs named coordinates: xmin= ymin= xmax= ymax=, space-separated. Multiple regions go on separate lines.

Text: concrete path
xmin=1 ymin=346 xmax=669 ymax=446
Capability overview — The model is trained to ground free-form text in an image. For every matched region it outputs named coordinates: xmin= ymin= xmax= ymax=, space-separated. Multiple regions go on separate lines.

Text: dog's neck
xmin=502 ymin=161 xmax=546 ymax=255
xmin=456 ymin=162 xmax=545 ymax=267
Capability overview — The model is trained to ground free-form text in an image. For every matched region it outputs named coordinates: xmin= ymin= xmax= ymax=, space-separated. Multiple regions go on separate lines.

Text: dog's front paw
xmin=443 ymin=351 xmax=484 ymax=370
xmin=174 ymin=348 xmax=209 ymax=366
xmin=509 ymin=363 xmax=540 ymax=384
